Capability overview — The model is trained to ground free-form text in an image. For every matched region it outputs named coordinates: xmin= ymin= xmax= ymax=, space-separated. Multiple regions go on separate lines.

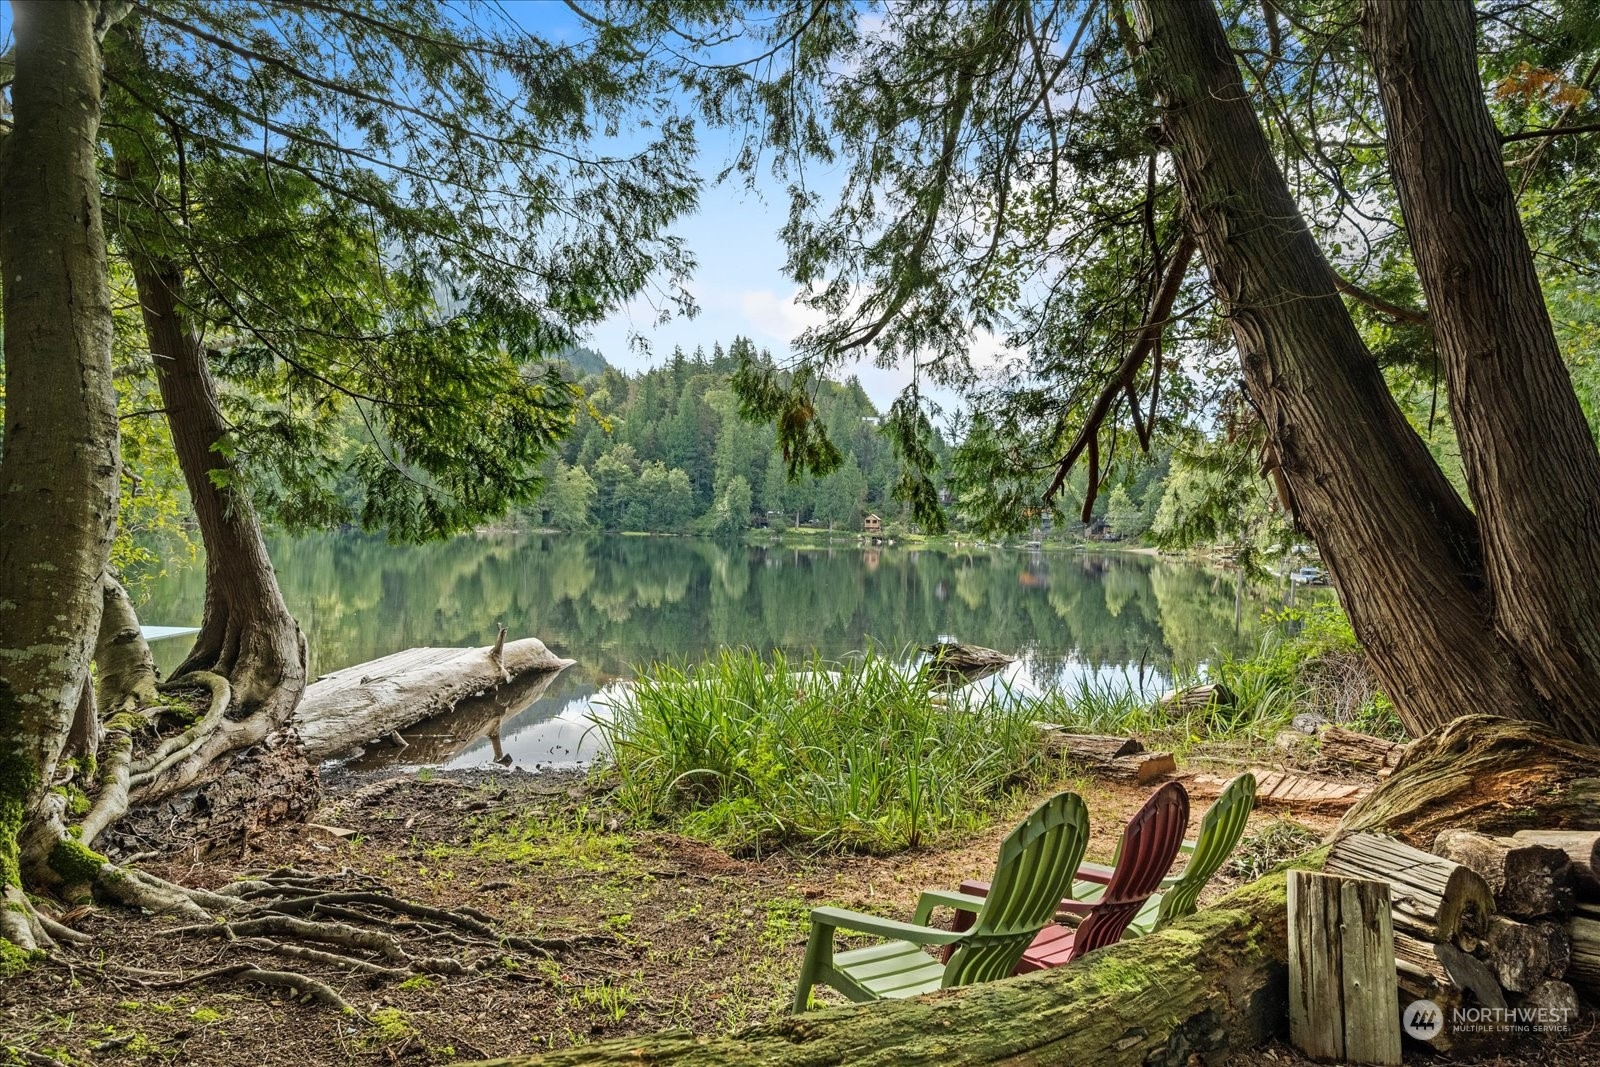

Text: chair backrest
xmin=1154 ymin=773 xmax=1256 ymax=927
xmin=942 ymin=791 xmax=1089 ymax=987
xmin=1070 ymin=781 xmax=1189 ymax=955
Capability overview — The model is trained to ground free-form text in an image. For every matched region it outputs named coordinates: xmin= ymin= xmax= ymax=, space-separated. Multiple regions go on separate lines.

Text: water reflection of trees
xmin=137 ymin=535 xmax=1285 ymax=680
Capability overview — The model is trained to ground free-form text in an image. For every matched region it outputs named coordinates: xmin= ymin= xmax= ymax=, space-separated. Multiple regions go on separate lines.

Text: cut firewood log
xmin=1481 ymin=916 xmax=1570 ymax=993
xmin=1565 ymin=914 xmax=1600 ymax=997
xmin=1156 ymin=682 xmax=1235 ymax=717
xmin=1288 ymin=871 xmax=1401 ymax=1065
xmin=1319 ymin=726 xmax=1409 ymax=773
xmin=1325 ymin=833 xmax=1494 ymax=949
xmin=1433 ymin=829 xmax=1574 ymax=918
xmin=1391 ymin=935 xmax=1504 ymax=1054
xmin=1519 ymin=979 xmax=1579 ymax=1020
xmin=1511 ymin=830 xmax=1600 ymax=899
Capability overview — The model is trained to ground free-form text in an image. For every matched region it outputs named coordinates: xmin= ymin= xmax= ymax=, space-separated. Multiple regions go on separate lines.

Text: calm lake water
xmin=136 ymin=534 xmax=1293 ymax=772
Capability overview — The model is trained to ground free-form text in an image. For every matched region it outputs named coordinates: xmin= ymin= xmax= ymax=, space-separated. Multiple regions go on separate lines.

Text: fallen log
xmin=468 ymin=871 xmax=1299 ymax=1067
xmin=1325 ymin=833 xmax=1494 ymax=948
xmin=1481 ymin=916 xmax=1569 ymax=993
xmin=1510 ymin=830 xmax=1600 ymax=898
xmin=294 ymin=637 xmax=574 ymax=760
xmin=1433 ymin=829 xmax=1573 ymax=918
xmin=1040 ymin=732 xmax=1175 ymax=784
xmin=1338 ymin=715 xmax=1600 ymax=845
xmin=1156 ymin=682 xmax=1235 ymax=718
xmin=1318 ymin=726 xmax=1408 ymax=773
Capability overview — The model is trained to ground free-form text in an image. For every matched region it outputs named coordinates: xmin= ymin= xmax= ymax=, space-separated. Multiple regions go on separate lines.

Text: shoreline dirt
xmin=2 ymin=765 xmax=1591 ymax=1066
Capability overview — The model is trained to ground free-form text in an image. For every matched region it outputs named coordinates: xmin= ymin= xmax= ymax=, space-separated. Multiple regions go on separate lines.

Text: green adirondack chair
xmin=791 ymin=791 xmax=1090 ymax=1012
xmin=1072 ymin=772 xmax=1256 ymax=936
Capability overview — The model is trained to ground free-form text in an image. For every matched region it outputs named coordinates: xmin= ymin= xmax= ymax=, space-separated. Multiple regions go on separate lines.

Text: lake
xmin=135 ymin=533 xmax=1294 ymax=772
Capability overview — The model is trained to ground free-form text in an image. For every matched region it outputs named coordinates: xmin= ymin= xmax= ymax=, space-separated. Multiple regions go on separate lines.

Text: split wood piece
xmin=1156 ymin=682 xmax=1235 ymax=717
xmin=1191 ymin=769 xmax=1364 ymax=810
xmin=1481 ymin=916 xmax=1571 ymax=993
xmin=294 ymin=638 xmax=573 ymax=760
xmin=1288 ymin=871 xmax=1401 ymax=1065
xmin=1319 ymin=726 xmax=1409 ymax=773
xmin=1519 ymin=979 xmax=1579 ymax=1021
xmin=1511 ymin=830 xmax=1600 ymax=899
xmin=1393 ymin=934 xmax=1505 ymax=1053
xmin=1565 ymin=914 xmax=1600 ymax=997
xmin=1433 ymin=829 xmax=1574 ymax=918
xmin=1325 ymin=833 xmax=1494 ymax=948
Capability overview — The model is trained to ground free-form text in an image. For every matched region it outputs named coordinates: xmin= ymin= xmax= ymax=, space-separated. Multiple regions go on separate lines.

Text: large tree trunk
xmin=0 ymin=0 xmax=121 ymax=947
xmin=1129 ymin=0 xmax=1552 ymax=739
xmin=1362 ymin=0 xmax=1600 ymax=744
xmin=131 ymin=262 xmax=307 ymax=724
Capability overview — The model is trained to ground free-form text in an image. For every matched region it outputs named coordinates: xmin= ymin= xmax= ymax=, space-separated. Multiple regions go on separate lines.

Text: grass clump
xmin=1224 ymin=819 xmax=1323 ymax=881
xmin=594 ymin=648 xmax=1047 ymax=853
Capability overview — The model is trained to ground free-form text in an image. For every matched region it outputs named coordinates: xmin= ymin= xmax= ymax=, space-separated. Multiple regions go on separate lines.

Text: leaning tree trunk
xmin=1362 ymin=0 xmax=1600 ymax=745
xmin=1130 ymin=0 xmax=1547 ymax=739
xmin=0 ymin=0 xmax=122 ymax=950
xmin=131 ymin=261 xmax=307 ymax=732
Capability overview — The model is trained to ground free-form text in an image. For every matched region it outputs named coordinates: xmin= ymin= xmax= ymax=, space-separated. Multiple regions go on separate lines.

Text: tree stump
xmin=1288 ymin=871 xmax=1401 ymax=1065
xmin=1325 ymin=833 xmax=1494 ymax=948
xmin=1338 ymin=715 xmax=1600 ymax=846
xmin=1433 ymin=829 xmax=1573 ymax=918
xmin=1511 ymin=830 xmax=1600 ymax=899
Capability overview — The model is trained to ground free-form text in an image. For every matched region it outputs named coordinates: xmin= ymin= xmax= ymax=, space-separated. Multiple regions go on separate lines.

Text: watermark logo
xmin=1402 ymin=1000 xmax=1443 ymax=1041
xmin=1402 ymin=999 xmax=1576 ymax=1041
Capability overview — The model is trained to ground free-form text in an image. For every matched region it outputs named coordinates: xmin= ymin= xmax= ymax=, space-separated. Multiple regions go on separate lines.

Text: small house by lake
xmin=863 ymin=514 xmax=882 ymax=536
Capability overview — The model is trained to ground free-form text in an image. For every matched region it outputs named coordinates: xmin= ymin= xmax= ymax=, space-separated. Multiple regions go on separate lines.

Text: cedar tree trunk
xmin=132 ymin=263 xmax=307 ymax=728
xmin=0 ymin=0 xmax=121 ymax=938
xmin=1362 ymin=0 xmax=1600 ymax=742
xmin=1129 ymin=0 xmax=1578 ymax=740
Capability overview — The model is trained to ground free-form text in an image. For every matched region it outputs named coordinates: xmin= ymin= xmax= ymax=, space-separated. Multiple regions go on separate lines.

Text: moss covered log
xmin=468 ymin=874 xmax=1294 ymax=1067
xmin=1339 ymin=716 xmax=1600 ymax=846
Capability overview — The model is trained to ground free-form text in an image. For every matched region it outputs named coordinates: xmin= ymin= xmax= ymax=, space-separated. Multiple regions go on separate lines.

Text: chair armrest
xmin=809 ymin=906 xmax=966 ymax=946
xmin=912 ymin=889 xmax=990 ymax=926
xmin=1075 ymin=861 xmax=1115 ymax=885
xmin=1180 ymin=839 xmax=1197 ymax=854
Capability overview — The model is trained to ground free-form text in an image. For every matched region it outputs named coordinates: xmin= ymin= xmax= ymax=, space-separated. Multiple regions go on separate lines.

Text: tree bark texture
xmin=0 ymin=0 xmax=120 ymax=896
xmin=1338 ymin=716 xmax=1600 ymax=846
xmin=132 ymin=263 xmax=307 ymax=722
xmin=1362 ymin=0 xmax=1600 ymax=745
xmin=1130 ymin=0 xmax=1542 ymax=739
xmin=470 ymin=871 xmax=1295 ymax=1067
xmin=94 ymin=571 xmax=160 ymax=714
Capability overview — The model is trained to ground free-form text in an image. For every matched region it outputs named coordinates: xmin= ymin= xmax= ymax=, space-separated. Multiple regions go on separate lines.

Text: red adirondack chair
xmin=943 ymin=780 xmax=1190 ymax=973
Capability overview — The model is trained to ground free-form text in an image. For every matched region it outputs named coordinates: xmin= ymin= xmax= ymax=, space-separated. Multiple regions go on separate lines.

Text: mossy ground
xmin=0 ymin=765 xmax=1338 ymax=1065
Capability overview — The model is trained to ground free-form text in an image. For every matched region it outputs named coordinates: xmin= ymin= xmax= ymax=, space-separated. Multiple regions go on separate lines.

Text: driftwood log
xmin=1324 ymin=833 xmax=1494 ymax=948
xmin=1433 ymin=829 xmax=1573 ymax=918
xmin=1511 ymin=830 xmax=1600 ymax=898
xmin=1041 ymin=731 xmax=1176 ymax=784
xmin=470 ymin=872 xmax=1298 ymax=1067
xmin=1338 ymin=715 xmax=1600 ymax=845
xmin=294 ymin=637 xmax=573 ymax=760
xmin=1318 ymin=726 xmax=1408 ymax=774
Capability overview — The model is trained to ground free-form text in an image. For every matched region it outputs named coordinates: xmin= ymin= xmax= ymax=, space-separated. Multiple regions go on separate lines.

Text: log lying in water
xmin=294 ymin=637 xmax=574 ymax=760
xmin=468 ymin=871 xmax=1297 ymax=1067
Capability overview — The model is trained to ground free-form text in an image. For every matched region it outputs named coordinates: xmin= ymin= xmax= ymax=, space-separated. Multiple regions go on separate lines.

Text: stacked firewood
xmin=1326 ymin=829 xmax=1600 ymax=1051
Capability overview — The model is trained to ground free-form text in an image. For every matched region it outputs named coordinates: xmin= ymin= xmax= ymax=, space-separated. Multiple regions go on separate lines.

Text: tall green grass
xmin=591 ymin=649 xmax=1048 ymax=854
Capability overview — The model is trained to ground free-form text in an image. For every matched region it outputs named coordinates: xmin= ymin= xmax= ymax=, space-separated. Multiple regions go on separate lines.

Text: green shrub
xmin=592 ymin=649 xmax=1047 ymax=853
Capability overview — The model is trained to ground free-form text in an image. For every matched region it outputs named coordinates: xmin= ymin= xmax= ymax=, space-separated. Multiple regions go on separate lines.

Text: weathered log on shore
xmin=1511 ymin=830 xmax=1600 ymax=898
xmin=1318 ymin=726 xmax=1408 ymax=774
xmin=1433 ymin=829 xmax=1573 ymax=918
xmin=294 ymin=638 xmax=574 ymax=760
xmin=1324 ymin=833 xmax=1494 ymax=948
xmin=1156 ymin=682 xmax=1235 ymax=718
xmin=468 ymin=873 xmax=1297 ymax=1067
xmin=1338 ymin=715 xmax=1600 ymax=845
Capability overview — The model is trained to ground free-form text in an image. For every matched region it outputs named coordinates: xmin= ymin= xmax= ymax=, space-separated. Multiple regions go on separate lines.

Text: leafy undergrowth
xmin=592 ymin=648 xmax=1052 ymax=854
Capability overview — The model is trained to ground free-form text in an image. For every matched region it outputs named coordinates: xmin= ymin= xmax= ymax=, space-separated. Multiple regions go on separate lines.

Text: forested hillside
xmin=531 ymin=338 xmax=946 ymax=534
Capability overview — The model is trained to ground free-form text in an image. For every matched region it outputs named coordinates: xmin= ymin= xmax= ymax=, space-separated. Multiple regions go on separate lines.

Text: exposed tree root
xmin=133 ymin=961 xmax=356 ymax=1014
